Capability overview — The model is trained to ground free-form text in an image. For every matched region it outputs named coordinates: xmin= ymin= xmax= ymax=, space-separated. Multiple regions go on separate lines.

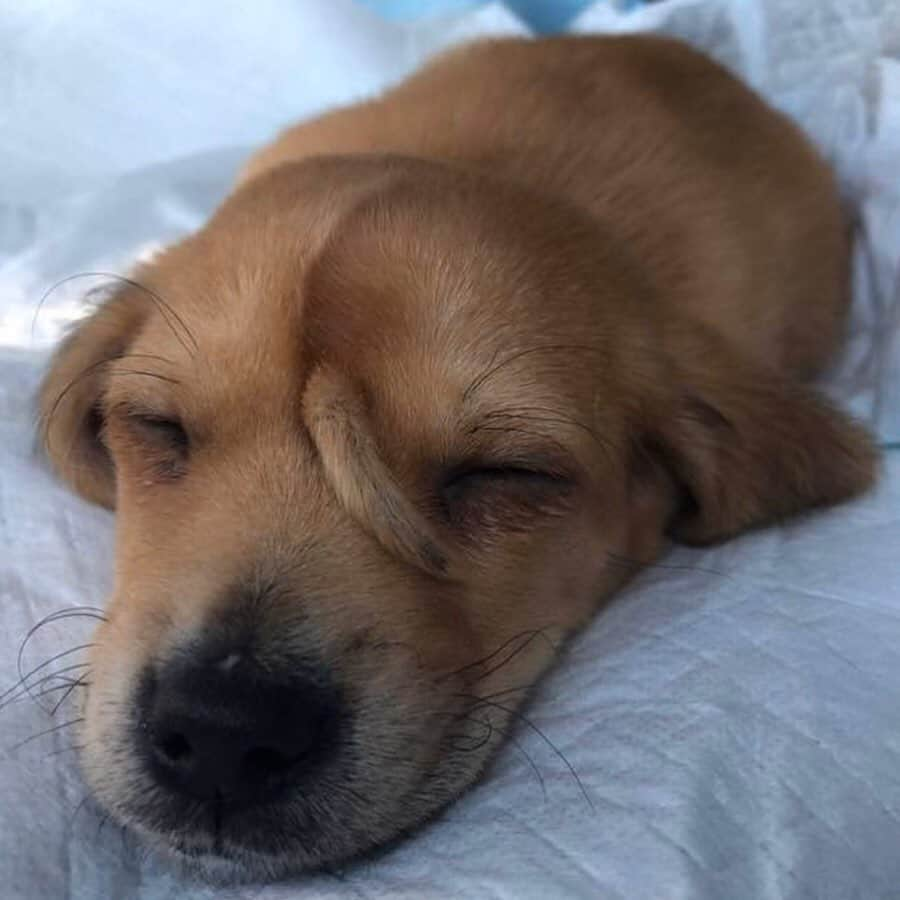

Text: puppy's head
xmin=38 ymin=156 xmax=876 ymax=879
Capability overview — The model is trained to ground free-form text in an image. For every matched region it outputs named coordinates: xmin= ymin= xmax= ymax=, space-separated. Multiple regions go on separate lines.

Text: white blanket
xmin=1 ymin=2 xmax=899 ymax=898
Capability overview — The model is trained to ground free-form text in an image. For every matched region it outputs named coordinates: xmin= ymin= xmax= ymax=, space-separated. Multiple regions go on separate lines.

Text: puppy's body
xmin=243 ymin=36 xmax=846 ymax=378
xmin=38 ymin=37 xmax=875 ymax=880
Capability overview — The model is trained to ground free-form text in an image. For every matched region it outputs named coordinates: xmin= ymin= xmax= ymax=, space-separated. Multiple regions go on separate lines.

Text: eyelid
xmin=438 ymin=460 xmax=576 ymax=535
xmin=445 ymin=463 xmax=553 ymax=484
xmin=443 ymin=454 xmax=574 ymax=486
xmin=132 ymin=413 xmax=187 ymax=436
xmin=112 ymin=403 xmax=189 ymax=448
xmin=108 ymin=399 xmax=177 ymax=422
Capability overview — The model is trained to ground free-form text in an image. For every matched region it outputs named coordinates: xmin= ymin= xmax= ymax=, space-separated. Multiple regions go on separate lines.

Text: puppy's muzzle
xmin=138 ymin=648 xmax=339 ymax=809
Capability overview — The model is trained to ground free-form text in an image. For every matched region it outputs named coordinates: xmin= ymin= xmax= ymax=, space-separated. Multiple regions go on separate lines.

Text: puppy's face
xmin=39 ymin=157 xmax=875 ymax=880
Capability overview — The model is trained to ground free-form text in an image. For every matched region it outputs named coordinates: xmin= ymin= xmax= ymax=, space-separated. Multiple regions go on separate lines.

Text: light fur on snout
xmin=38 ymin=35 xmax=877 ymax=880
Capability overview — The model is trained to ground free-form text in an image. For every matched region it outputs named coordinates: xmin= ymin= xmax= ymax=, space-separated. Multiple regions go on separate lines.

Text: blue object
xmin=355 ymin=0 xmax=601 ymax=33
xmin=355 ymin=0 xmax=483 ymax=20
xmin=506 ymin=0 xmax=597 ymax=32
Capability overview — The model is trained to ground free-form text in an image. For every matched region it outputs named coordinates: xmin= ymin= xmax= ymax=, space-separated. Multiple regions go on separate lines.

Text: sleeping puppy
xmin=38 ymin=36 xmax=877 ymax=881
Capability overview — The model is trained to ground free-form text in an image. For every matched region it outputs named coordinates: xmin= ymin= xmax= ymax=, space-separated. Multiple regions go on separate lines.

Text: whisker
xmin=2 ymin=672 xmax=76 ymax=709
xmin=96 ymin=811 xmax=111 ymax=844
xmin=462 ymin=344 xmax=597 ymax=403
xmin=447 ymin=713 xmax=494 ymax=753
xmin=45 ymin=743 xmax=86 ymax=759
xmin=49 ymin=671 xmax=91 ymax=717
xmin=26 ymin=605 xmax=107 ymax=620
xmin=467 ymin=424 xmax=570 ymax=457
xmin=68 ymin=792 xmax=93 ymax=832
xmin=477 ymin=683 xmax=533 ymax=702
xmin=457 ymin=693 xmax=593 ymax=810
xmin=33 ymin=681 xmax=78 ymax=698
xmin=447 ymin=699 xmax=551 ymax=801
xmin=16 ymin=609 xmax=102 ymax=681
xmin=0 ymin=663 xmax=92 ymax=714
xmin=41 ymin=353 xmax=179 ymax=458
xmin=40 ymin=356 xmax=116 ymax=456
xmin=9 ymin=716 xmax=86 ymax=752
xmin=32 ymin=271 xmax=198 ymax=357
xmin=605 ymin=551 xmax=736 ymax=583
xmin=509 ymin=735 xmax=547 ymax=801
xmin=4 ymin=644 xmax=94 ymax=707
xmin=477 ymin=407 xmax=623 ymax=465
xmin=480 ymin=406 xmax=608 ymax=442
xmin=441 ymin=628 xmax=556 ymax=684
xmin=16 ymin=640 xmax=91 ymax=697
xmin=104 ymin=368 xmax=181 ymax=386
xmin=472 ymin=630 xmax=557 ymax=686
xmin=5 ymin=608 xmax=101 ymax=709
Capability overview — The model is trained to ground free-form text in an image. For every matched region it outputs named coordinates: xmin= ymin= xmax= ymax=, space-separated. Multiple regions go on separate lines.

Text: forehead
xmin=114 ymin=266 xmax=301 ymax=425
xmin=114 ymin=159 xmax=623 ymax=454
xmin=303 ymin=175 xmax=620 ymax=399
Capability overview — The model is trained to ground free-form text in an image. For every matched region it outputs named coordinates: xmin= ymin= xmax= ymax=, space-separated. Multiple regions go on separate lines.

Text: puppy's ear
xmin=38 ymin=291 xmax=145 ymax=509
xmin=642 ymin=321 xmax=878 ymax=545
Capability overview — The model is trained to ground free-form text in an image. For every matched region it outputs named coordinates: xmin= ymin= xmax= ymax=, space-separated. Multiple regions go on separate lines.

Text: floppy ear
xmin=304 ymin=364 xmax=451 ymax=577
xmin=38 ymin=291 xmax=145 ymax=509
xmin=643 ymin=320 xmax=879 ymax=545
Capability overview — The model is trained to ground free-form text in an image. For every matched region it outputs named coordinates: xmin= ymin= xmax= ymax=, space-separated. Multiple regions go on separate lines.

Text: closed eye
xmin=127 ymin=413 xmax=189 ymax=453
xmin=440 ymin=464 xmax=574 ymax=532
xmin=109 ymin=409 xmax=191 ymax=481
xmin=443 ymin=464 xmax=561 ymax=493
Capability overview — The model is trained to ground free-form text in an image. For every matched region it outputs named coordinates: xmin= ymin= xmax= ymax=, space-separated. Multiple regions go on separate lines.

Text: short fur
xmin=38 ymin=36 xmax=877 ymax=880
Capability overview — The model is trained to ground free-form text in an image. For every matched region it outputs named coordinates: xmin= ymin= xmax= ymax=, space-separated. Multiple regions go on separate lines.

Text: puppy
xmin=38 ymin=36 xmax=877 ymax=880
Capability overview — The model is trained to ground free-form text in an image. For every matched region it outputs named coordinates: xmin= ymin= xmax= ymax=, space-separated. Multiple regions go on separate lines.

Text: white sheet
xmin=1 ymin=1 xmax=899 ymax=898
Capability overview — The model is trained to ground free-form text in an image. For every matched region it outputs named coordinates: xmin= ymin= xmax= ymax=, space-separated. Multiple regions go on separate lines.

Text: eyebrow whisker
xmin=32 ymin=272 xmax=198 ymax=357
xmin=462 ymin=344 xmax=598 ymax=403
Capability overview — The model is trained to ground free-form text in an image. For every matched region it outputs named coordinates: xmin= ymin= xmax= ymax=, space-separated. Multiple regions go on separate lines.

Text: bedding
xmin=1 ymin=1 xmax=899 ymax=897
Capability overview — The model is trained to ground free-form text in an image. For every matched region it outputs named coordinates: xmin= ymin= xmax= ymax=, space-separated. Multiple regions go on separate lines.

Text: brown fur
xmin=38 ymin=35 xmax=877 ymax=879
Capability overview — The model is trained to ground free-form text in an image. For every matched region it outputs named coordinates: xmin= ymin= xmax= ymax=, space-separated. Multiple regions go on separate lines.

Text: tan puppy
xmin=39 ymin=36 xmax=876 ymax=881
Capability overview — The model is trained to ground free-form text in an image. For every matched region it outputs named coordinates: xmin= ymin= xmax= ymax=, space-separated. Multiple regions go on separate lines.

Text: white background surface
xmin=1 ymin=1 xmax=899 ymax=897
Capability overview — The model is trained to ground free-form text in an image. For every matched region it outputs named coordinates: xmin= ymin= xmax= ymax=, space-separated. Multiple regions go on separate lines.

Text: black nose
xmin=139 ymin=651 xmax=337 ymax=807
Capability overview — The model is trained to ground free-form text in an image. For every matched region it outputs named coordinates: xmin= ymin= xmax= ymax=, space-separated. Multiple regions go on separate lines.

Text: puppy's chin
xmin=105 ymin=759 xmax=481 ymax=884
xmin=142 ymin=832 xmax=299 ymax=885
xmin=126 ymin=803 xmax=314 ymax=882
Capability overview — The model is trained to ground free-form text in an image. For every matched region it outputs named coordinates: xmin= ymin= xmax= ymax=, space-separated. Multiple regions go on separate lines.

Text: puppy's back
xmin=241 ymin=36 xmax=848 ymax=377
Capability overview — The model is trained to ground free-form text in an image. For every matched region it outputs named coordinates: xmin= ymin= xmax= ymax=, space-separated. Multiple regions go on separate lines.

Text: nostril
xmin=154 ymin=732 xmax=193 ymax=765
xmin=138 ymin=655 xmax=340 ymax=805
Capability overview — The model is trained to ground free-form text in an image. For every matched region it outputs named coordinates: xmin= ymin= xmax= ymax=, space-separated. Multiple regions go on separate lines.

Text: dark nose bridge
xmin=199 ymin=567 xmax=313 ymax=664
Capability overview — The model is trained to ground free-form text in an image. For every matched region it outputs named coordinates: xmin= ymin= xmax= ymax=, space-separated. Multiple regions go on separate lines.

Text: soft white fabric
xmin=1 ymin=1 xmax=899 ymax=898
